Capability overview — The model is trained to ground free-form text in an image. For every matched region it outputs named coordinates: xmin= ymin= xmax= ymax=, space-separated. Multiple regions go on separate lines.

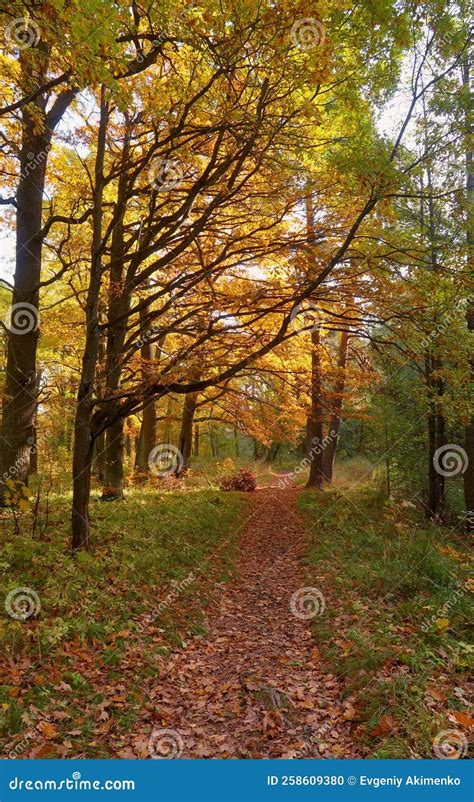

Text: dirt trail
xmin=131 ymin=489 xmax=360 ymax=759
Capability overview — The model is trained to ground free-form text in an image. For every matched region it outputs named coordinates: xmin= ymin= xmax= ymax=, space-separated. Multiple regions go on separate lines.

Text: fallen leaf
xmin=371 ymin=715 xmax=397 ymax=737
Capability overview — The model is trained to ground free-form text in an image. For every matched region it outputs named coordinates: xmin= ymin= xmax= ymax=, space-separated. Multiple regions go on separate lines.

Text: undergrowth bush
xmin=218 ymin=468 xmax=257 ymax=492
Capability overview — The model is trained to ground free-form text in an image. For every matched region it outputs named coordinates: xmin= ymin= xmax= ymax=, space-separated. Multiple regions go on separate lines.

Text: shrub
xmin=218 ymin=468 xmax=257 ymax=492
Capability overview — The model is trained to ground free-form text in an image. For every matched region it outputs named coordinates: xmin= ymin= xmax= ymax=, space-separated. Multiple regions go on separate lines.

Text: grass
xmin=0 ymin=486 xmax=247 ymax=756
xmin=298 ymin=481 xmax=473 ymax=759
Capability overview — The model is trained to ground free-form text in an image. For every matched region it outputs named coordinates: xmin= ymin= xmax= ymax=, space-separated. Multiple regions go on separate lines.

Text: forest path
xmin=130 ymin=488 xmax=360 ymax=759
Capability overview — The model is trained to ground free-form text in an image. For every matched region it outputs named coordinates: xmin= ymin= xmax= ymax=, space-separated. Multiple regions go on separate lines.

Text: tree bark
xmin=323 ymin=328 xmax=349 ymax=482
xmin=305 ymin=186 xmax=324 ymax=489
xmin=462 ymin=56 xmax=474 ymax=531
xmin=194 ymin=424 xmax=199 ymax=457
xmin=306 ymin=327 xmax=325 ymax=489
xmin=176 ymin=392 xmax=199 ymax=475
xmin=71 ymin=86 xmax=108 ymax=550
xmin=1 ymin=44 xmax=75 ymax=495
xmin=426 ymin=352 xmax=446 ymax=520
xmin=135 ymin=314 xmax=162 ymax=474
xmin=101 ymin=123 xmax=132 ymax=500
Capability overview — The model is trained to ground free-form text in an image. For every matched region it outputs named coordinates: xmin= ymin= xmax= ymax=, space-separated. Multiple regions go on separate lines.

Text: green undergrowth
xmin=299 ymin=485 xmax=473 ymax=759
xmin=0 ymin=487 xmax=246 ymax=755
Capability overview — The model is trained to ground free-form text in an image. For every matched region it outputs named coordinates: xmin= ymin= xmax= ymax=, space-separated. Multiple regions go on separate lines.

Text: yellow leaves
xmin=435 ymin=618 xmax=450 ymax=632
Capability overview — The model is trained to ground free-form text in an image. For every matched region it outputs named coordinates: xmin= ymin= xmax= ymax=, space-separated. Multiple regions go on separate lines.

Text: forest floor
xmin=1 ymin=466 xmax=472 ymax=759
xmin=127 ymin=488 xmax=361 ymax=759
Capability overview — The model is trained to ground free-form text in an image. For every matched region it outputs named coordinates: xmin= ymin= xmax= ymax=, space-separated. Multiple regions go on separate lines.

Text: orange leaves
xmin=371 ymin=714 xmax=397 ymax=737
xmin=40 ymin=722 xmax=59 ymax=740
xmin=448 ymin=711 xmax=474 ymax=728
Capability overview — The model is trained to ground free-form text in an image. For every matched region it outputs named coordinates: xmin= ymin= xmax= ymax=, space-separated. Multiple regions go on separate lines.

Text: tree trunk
xmin=233 ymin=427 xmax=239 ymax=457
xmin=305 ymin=188 xmax=324 ymax=489
xmin=135 ymin=313 xmax=162 ymax=474
xmin=194 ymin=424 xmax=199 ymax=457
xmin=1 ymin=46 xmax=74 ymax=495
xmin=101 ymin=123 xmax=132 ymax=500
xmin=426 ymin=353 xmax=446 ymax=520
xmin=71 ymin=86 xmax=108 ymax=550
xmin=462 ymin=56 xmax=474 ymax=531
xmin=92 ymin=307 xmax=106 ymax=481
xmin=323 ymin=328 xmax=349 ymax=482
xmin=420 ymin=106 xmax=447 ymax=521
xmin=163 ymin=396 xmax=173 ymax=446
xmin=306 ymin=327 xmax=325 ymax=489
xmin=176 ymin=392 xmax=199 ymax=475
